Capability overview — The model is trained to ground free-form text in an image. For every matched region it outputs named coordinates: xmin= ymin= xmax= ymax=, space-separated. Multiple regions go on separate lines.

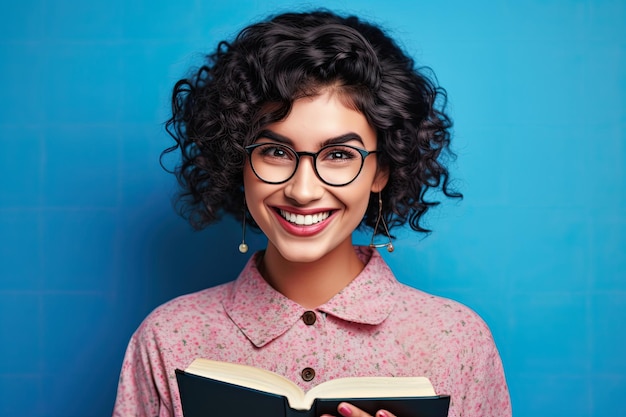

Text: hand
xmin=320 ymin=402 xmax=396 ymax=417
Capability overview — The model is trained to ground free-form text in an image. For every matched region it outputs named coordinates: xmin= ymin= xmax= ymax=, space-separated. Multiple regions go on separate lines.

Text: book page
xmin=305 ymin=376 xmax=436 ymax=403
xmin=185 ymin=359 xmax=307 ymax=408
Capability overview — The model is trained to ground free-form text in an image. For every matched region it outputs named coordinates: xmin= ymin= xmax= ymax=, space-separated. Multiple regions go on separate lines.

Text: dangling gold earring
xmin=238 ymin=205 xmax=248 ymax=254
xmin=369 ymin=192 xmax=394 ymax=253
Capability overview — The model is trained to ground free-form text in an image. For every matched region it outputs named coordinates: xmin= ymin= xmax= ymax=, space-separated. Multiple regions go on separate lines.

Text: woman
xmin=113 ymin=10 xmax=511 ymax=417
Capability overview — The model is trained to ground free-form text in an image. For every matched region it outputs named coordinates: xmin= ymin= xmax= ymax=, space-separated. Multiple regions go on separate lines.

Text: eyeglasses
xmin=244 ymin=142 xmax=378 ymax=187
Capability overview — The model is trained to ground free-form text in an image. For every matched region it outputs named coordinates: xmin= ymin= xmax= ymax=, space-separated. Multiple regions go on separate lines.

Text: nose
xmin=283 ymin=155 xmax=324 ymax=204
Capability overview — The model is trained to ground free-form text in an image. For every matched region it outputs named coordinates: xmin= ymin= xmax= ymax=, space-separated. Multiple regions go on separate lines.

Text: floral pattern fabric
xmin=113 ymin=246 xmax=511 ymax=417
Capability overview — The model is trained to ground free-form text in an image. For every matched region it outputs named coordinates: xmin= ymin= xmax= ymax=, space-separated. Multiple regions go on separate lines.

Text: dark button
xmin=301 ymin=367 xmax=316 ymax=382
xmin=302 ymin=311 xmax=316 ymax=325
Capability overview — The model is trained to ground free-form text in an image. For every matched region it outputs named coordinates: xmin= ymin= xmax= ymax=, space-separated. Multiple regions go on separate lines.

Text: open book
xmin=176 ymin=358 xmax=450 ymax=417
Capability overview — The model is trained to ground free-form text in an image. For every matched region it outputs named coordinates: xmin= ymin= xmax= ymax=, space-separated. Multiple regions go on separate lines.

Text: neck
xmin=260 ymin=240 xmax=364 ymax=309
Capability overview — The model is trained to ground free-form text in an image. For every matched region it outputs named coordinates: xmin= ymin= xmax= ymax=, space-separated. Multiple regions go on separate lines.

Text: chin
xmin=276 ymin=247 xmax=328 ymax=264
xmin=275 ymin=234 xmax=358 ymax=264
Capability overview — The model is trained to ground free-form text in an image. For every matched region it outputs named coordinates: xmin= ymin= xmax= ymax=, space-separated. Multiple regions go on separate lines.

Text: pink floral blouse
xmin=113 ymin=246 xmax=511 ymax=417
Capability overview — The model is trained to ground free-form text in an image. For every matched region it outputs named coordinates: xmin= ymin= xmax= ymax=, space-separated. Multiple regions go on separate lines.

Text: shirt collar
xmin=222 ymin=246 xmax=398 ymax=347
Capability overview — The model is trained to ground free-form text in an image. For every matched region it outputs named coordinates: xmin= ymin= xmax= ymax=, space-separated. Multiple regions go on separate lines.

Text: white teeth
xmin=280 ymin=210 xmax=330 ymax=226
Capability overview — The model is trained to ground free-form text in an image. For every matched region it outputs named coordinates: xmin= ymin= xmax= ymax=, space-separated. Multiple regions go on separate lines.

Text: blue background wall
xmin=1 ymin=0 xmax=624 ymax=416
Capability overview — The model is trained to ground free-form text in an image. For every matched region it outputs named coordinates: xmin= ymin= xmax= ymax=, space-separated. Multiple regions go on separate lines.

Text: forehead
xmin=263 ymin=91 xmax=376 ymax=149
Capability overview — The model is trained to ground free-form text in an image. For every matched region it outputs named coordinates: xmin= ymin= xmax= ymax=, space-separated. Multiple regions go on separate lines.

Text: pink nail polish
xmin=338 ymin=404 xmax=353 ymax=416
xmin=377 ymin=411 xmax=389 ymax=417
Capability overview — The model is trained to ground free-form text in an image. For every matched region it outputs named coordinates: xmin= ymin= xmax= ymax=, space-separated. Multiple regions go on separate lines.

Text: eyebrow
xmin=256 ymin=129 xmax=365 ymax=147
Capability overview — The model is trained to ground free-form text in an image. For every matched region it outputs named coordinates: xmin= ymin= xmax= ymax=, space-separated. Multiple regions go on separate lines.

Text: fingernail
xmin=338 ymin=404 xmax=353 ymax=416
xmin=377 ymin=412 xmax=389 ymax=417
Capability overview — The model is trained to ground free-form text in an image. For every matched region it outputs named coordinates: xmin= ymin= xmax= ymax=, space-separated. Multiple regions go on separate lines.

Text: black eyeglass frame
xmin=244 ymin=142 xmax=378 ymax=187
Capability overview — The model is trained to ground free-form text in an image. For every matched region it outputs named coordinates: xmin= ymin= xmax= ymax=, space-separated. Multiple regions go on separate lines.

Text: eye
xmin=320 ymin=146 xmax=359 ymax=162
xmin=257 ymin=144 xmax=293 ymax=159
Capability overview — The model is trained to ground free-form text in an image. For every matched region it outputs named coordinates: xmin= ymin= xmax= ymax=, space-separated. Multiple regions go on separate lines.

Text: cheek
xmin=349 ymin=171 xmax=378 ymax=207
xmin=340 ymin=183 xmax=374 ymax=218
xmin=243 ymin=166 xmax=275 ymax=227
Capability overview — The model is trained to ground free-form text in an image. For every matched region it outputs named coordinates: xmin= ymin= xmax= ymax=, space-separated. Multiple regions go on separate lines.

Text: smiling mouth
xmin=279 ymin=209 xmax=331 ymax=226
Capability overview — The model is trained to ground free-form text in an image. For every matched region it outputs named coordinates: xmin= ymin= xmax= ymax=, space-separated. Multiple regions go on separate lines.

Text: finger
xmin=375 ymin=410 xmax=396 ymax=417
xmin=336 ymin=402 xmax=372 ymax=417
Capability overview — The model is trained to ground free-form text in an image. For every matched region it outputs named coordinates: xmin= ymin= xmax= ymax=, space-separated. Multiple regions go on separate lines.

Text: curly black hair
xmin=164 ymin=9 xmax=461 ymax=234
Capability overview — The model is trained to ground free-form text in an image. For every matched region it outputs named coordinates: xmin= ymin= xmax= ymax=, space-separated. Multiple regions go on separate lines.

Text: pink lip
xmin=271 ymin=206 xmax=336 ymax=237
xmin=273 ymin=205 xmax=335 ymax=215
